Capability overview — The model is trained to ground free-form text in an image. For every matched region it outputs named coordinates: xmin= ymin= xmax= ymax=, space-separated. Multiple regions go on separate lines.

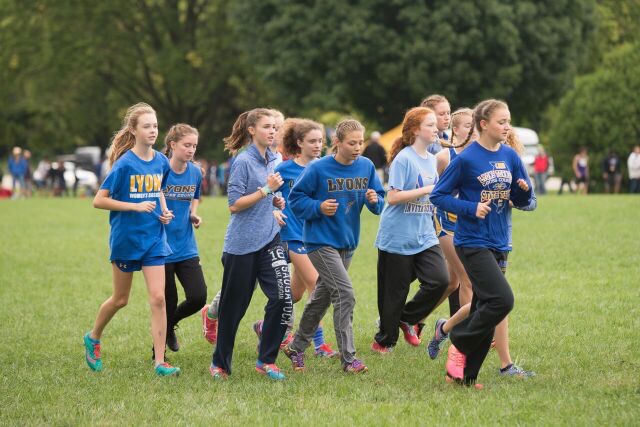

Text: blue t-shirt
xmin=375 ymin=146 xmax=439 ymax=255
xmin=289 ymin=155 xmax=385 ymax=251
xmin=100 ymin=150 xmax=172 ymax=260
xmin=164 ymin=162 xmax=202 ymax=263
xmin=223 ymin=144 xmax=280 ymax=255
xmin=275 ymin=159 xmax=305 ymax=242
xmin=430 ymin=141 xmax=533 ymax=252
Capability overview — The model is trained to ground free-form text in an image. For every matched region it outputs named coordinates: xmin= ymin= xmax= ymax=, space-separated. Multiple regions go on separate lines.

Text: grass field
xmin=0 ymin=195 xmax=639 ymax=426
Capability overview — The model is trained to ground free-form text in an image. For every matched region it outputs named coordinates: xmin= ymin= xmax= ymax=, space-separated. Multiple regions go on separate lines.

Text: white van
xmin=513 ymin=127 xmax=539 ymax=175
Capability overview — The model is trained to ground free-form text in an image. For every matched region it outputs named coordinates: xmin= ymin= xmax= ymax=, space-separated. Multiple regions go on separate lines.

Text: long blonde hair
xmin=108 ymin=103 xmax=156 ymax=166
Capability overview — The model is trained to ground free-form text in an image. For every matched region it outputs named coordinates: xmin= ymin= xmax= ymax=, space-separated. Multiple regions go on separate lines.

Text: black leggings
xmin=450 ymin=247 xmax=513 ymax=381
xmin=375 ymin=246 xmax=449 ymax=347
xmin=165 ymin=256 xmax=208 ymax=329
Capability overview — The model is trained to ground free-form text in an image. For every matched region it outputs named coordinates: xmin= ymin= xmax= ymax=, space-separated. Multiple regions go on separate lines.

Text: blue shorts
xmin=112 ymin=255 xmax=165 ymax=272
xmin=283 ymin=240 xmax=309 ymax=261
xmin=434 ymin=208 xmax=457 ymax=238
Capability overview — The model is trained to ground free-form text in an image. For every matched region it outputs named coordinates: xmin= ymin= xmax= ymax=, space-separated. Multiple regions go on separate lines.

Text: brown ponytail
xmin=223 ymin=108 xmax=273 ymax=154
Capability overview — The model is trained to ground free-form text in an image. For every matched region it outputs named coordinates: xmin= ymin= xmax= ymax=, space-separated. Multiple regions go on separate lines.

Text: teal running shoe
xmin=255 ymin=361 xmax=285 ymax=381
xmin=83 ymin=332 xmax=102 ymax=372
xmin=155 ymin=362 xmax=180 ymax=377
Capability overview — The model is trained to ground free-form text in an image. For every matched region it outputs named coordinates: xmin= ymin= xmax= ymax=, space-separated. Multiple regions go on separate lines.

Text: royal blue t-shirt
xmin=289 ymin=155 xmax=385 ymax=251
xmin=375 ymin=146 xmax=439 ymax=255
xmin=430 ymin=141 xmax=533 ymax=252
xmin=275 ymin=159 xmax=305 ymax=242
xmin=164 ymin=162 xmax=202 ymax=263
xmin=100 ymin=150 xmax=172 ymax=260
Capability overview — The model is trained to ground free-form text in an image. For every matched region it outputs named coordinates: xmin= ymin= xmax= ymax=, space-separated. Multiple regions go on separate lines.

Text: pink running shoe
xmin=314 ymin=343 xmax=339 ymax=358
xmin=399 ymin=321 xmax=421 ymax=346
xmin=370 ymin=341 xmax=393 ymax=354
xmin=201 ymin=305 xmax=218 ymax=344
xmin=446 ymin=345 xmax=466 ymax=380
xmin=279 ymin=332 xmax=293 ymax=350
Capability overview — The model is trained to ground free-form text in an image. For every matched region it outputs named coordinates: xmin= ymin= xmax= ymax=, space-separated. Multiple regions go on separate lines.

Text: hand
xmin=423 ymin=184 xmax=435 ymax=196
xmin=135 ymin=201 xmax=156 ymax=213
xmin=365 ymin=189 xmax=378 ymax=204
xmin=273 ymin=210 xmax=287 ymax=226
xmin=320 ymin=199 xmax=339 ymax=216
xmin=273 ymin=196 xmax=285 ymax=210
xmin=516 ymin=178 xmax=529 ymax=191
xmin=190 ymin=214 xmax=202 ymax=228
xmin=476 ymin=199 xmax=492 ymax=219
xmin=266 ymin=172 xmax=284 ymax=192
xmin=159 ymin=209 xmax=174 ymax=224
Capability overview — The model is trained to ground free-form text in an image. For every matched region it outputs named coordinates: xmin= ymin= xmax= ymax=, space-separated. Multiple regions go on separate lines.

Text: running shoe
xmin=155 ymin=362 xmax=180 ymax=377
xmin=342 ymin=358 xmax=368 ymax=373
xmin=399 ymin=321 xmax=421 ymax=346
xmin=314 ymin=343 xmax=339 ymax=358
xmin=499 ymin=364 xmax=536 ymax=378
xmin=255 ymin=361 xmax=286 ymax=381
xmin=201 ymin=305 xmax=218 ymax=344
xmin=280 ymin=332 xmax=294 ymax=350
xmin=281 ymin=344 xmax=305 ymax=371
xmin=370 ymin=341 xmax=393 ymax=354
xmin=445 ymin=345 xmax=466 ymax=380
xmin=209 ymin=364 xmax=228 ymax=380
xmin=83 ymin=332 xmax=102 ymax=372
xmin=427 ymin=318 xmax=449 ymax=360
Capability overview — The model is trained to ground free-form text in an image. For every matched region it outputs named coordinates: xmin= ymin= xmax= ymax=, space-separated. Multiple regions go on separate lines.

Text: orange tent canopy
xmin=378 ymin=124 xmax=402 ymax=153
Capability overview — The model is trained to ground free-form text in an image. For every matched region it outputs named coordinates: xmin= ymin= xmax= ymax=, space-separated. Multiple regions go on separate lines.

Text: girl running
xmin=281 ymin=118 xmax=385 ymax=373
xmin=84 ymin=102 xmax=179 ymax=377
xmin=209 ymin=108 xmax=292 ymax=381
xmin=162 ymin=124 xmax=208 ymax=353
xmin=428 ymin=128 xmax=537 ymax=379
xmin=430 ymin=99 xmax=533 ymax=387
xmin=268 ymin=118 xmax=338 ymax=357
xmin=372 ymin=107 xmax=449 ymax=353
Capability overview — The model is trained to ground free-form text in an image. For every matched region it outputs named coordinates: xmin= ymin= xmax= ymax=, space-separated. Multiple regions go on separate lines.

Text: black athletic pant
xmin=375 ymin=245 xmax=449 ymax=347
xmin=212 ymin=236 xmax=292 ymax=374
xmin=448 ymin=287 xmax=461 ymax=317
xmin=165 ymin=256 xmax=208 ymax=330
xmin=451 ymin=247 xmax=513 ymax=381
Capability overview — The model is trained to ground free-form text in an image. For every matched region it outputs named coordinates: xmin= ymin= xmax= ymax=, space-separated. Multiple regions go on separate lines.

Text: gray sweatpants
xmin=291 ymin=246 xmax=356 ymax=364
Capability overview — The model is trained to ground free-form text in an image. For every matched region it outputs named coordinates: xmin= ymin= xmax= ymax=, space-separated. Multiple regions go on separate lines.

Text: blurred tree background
xmin=1 ymin=0 xmax=638 ymax=175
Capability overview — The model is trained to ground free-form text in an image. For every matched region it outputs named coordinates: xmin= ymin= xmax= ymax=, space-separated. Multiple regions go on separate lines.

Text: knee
xmin=188 ymin=292 xmax=207 ymax=309
xmin=112 ymin=296 xmax=129 ymax=309
xmin=149 ymin=293 xmax=166 ymax=310
xmin=496 ymin=291 xmax=514 ymax=317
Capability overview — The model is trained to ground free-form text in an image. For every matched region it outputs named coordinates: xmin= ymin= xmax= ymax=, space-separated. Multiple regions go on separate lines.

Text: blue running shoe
xmin=256 ymin=361 xmax=286 ymax=381
xmin=83 ymin=332 xmax=102 ymax=372
xmin=427 ymin=318 xmax=448 ymax=360
xmin=499 ymin=364 xmax=536 ymax=378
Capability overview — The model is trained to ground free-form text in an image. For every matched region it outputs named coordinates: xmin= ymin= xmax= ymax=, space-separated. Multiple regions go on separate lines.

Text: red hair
xmin=389 ymin=107 xmax=433 ymax=163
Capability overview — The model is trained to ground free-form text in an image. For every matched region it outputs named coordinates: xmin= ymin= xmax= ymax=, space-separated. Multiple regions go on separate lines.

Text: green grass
xmin=1 ymin=195 xmax=639 ymax=425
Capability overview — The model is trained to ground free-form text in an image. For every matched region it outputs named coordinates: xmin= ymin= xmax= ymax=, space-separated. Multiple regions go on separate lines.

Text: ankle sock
xmin=500 ymin=364 xmax=513 ymax=373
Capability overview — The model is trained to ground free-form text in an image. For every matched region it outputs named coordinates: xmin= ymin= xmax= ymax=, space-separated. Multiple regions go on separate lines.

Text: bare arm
xmin=386 ymin=186 xmax=434 ymax=205
xmin=92 ymin=189 xmax=152 ymax=212
xmin=436 ymin=149 xmax=450 ymax=176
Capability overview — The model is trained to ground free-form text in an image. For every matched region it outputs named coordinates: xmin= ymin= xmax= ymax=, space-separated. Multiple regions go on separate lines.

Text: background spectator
xmin=628 ymin=145 xmax=640 ymax=194
xmin=362 ymin=131 xmax=387 ymax=186
xmin=533 ymin=145 xmax=549 ymax=195
xmin=602 ymin=150 xmax=622 ymax=194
